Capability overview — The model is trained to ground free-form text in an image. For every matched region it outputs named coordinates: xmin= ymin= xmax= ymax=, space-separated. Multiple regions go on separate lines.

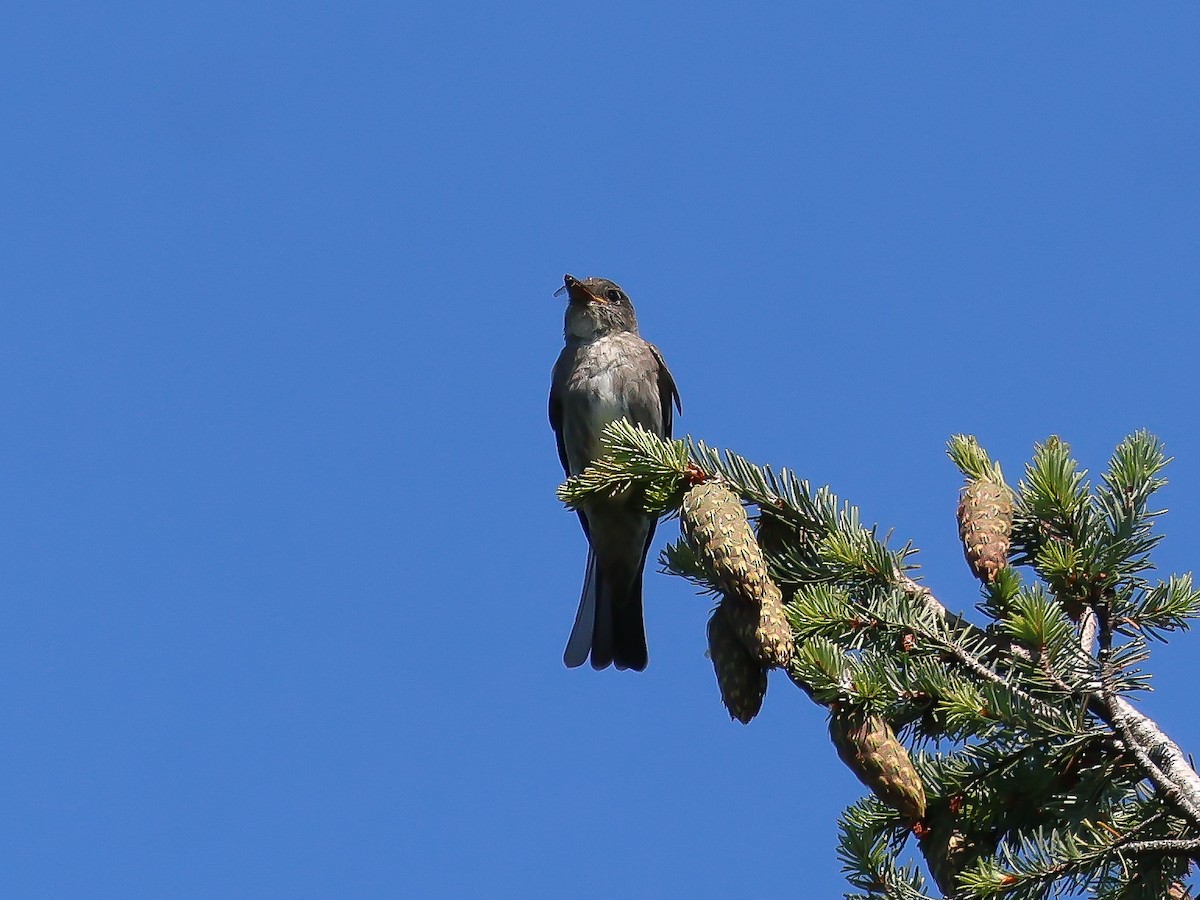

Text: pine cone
xmin=754 ymin=509 xmax=795 ymax=559
xmin=708 ymin=603 xmax=767 ymax=724
xmin=957 ymin=478 xmax=1013 ymax=583
xmin=918 ymin=811 xmax=994 ymax=896
xmin=920 ymin=826 xmax=969 ymax=896
xmin=682 ymin=481 xmax=794 ymax=668
xmin=829 ymin=709 xmax=926 ymax=819
xmin=682 ymin=481 xmax=777 ymax=605
xmin=718 ymin=588 xmax=794 ymax=669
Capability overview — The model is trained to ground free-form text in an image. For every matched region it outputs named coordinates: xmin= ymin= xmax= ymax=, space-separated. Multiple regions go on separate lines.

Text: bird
xmin=549 ymin=273 xmax=681 ymax=671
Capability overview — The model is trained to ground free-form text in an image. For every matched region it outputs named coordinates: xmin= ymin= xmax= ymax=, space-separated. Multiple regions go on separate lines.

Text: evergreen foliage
xmin=559 ymin=421 xmax=1200 ymax=897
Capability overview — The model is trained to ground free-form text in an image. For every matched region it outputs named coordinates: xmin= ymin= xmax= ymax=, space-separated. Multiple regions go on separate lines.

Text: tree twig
xmin=906 ymin=577 xmax=1200 ymax=829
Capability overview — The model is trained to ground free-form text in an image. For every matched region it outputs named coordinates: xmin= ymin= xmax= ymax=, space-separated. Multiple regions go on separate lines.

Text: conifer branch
xmin=917 ymin=576 xmax=1200 ymax=834
xmin=556 ymin=419 xmax=691 ymax=514
xmin=1118 ymin=703 xmax=1200 ymax=818
xmin=1120 ymin=838 xmax=1200 ymax=854
xmin=556 ymin=425 xmax=1200 ymax=896
xmin=947 ymin=434 xmax=1006 ymax=485
xmin=1099 ymin=683 xmax=1200 ymax=830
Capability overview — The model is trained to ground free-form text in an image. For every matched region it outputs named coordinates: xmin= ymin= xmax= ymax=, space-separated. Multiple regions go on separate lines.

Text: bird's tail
xmin=563 ymin=550 xmax=647 ymax=671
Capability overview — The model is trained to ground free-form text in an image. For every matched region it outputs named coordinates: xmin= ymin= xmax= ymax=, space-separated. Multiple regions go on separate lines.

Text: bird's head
xmin=559 ymin=274 xmax=639 ymax=340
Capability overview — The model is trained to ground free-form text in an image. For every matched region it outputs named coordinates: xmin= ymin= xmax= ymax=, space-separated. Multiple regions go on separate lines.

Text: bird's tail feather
xmin=609 ymin=572 xmax=647 ymax=671
xmin=562 ymin=551 xmax=647 ymax=671
xmin=591 ymin=567 xmax=616 ymax=670
xmin=563 ymin=551 xmax=598 ymax=668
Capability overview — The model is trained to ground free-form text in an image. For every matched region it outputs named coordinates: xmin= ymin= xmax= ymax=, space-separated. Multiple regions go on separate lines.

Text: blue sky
xmin=3 ymin=4 xmax=1199 ymax=897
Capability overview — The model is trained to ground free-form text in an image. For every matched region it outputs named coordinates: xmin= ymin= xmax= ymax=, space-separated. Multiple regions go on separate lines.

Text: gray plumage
xmin=549 ymin=274 xmax=680 ymax=671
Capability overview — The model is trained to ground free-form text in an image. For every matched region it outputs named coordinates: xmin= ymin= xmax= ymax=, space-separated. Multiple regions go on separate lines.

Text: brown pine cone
xmin=708 ymin=604 xmax=767 ymax=724
xmin=957 ymin=478 xmax=1013 ymax=583
xmin=918 ymin=808 xmax=995 ymax=897
xmin=921 ymin=826 xmax=969 ymax=896
xmin=682 ymin=481 xmax=794 ymax=668
xmin=829 ymin=708 xmax=926 ymax=820
xmin=717 ymin=589 xmax=793 ymax=669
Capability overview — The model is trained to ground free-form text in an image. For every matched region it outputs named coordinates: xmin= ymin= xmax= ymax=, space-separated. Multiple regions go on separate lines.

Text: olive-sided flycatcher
xmin=549 ymin=274 xmax=681 ymax=671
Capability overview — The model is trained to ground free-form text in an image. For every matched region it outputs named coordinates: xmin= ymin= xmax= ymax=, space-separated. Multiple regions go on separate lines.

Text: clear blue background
xmin=3 ymin=4 xmax=1199 ymax=897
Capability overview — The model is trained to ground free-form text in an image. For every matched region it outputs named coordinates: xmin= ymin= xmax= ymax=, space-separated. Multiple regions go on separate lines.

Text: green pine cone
xmin=682 ymin=481 xmax=794 ymax=668
xmin=681 ymin=481 xmax=777 ymax=606
xmin=718 ymin=588 xmax=794 ymax=669
xmin=957 ymin=478 xmax=1013 ymax=583
xmin=708 ymin=602 xmax=767 ymax=724
xmin=829 ymin=709 xmax=926 ymax=820
xmin=919 ymin=816 xmax=983 ymax=896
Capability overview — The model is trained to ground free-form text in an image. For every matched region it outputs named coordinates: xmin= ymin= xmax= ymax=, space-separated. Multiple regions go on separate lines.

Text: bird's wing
xmin=548 ymin=348 xmax=573 ymax=475
xmin=549 ymin=346 xmax=591 ymax=541
xmin=649 ymin=343 xmax=681 ymax=438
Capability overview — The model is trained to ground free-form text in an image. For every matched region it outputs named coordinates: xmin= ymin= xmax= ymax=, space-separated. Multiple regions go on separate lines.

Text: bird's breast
xmin=562 ymin=335 xmax=659 ymax=475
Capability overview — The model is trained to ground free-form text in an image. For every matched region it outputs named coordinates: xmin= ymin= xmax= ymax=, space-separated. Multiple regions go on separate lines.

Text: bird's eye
xmin=605 ymin=289 xmax=622 ymax=303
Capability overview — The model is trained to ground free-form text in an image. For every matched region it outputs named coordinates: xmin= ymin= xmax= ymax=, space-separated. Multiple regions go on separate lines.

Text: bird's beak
xmin=558 ymin=273 xmax=602 ymax=304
